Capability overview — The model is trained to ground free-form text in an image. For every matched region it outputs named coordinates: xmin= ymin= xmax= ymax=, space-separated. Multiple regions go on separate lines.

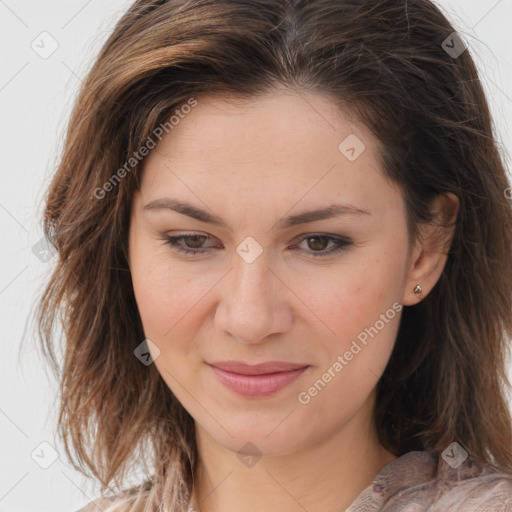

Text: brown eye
xmin=163 ymin=233 xmax=218 ymax=255
xmin=184 ymin=235 xmax=208 ymax=248
xmin=294 ymin=233 xmax=353 ymax=258
xmin=306 ymin=236 xmax=329 ymax=251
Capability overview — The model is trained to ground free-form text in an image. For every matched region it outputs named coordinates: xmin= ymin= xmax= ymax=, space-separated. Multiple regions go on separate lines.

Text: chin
xmin=199 ymin=417 xmax=313 ymax=459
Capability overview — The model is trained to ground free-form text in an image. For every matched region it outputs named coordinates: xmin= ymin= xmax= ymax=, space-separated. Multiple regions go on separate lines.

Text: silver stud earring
xmin=413 ymin=284 xmax=423 ymax=299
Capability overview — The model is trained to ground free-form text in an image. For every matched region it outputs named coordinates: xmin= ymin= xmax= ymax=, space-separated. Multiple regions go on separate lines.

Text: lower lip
xmin=209 ymin=365 xmax=309 ymax=397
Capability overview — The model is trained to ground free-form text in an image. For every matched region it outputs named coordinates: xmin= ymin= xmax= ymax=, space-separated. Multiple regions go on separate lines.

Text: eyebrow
xmin=143 ymin=198 xmax=371 ymax=229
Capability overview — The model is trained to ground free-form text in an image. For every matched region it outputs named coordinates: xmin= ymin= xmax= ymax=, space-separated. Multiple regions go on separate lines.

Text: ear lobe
xmin=402 ymin=192 xmax=459 ymax=306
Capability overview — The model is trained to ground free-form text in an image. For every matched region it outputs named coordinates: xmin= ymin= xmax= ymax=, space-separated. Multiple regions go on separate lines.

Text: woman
xmin=37 ymin=0 xmax=512 ymax=510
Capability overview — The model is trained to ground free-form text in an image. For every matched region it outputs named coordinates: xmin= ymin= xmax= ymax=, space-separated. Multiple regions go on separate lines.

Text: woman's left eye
xmin=292 ymin=234 xmax=352 ymax=257
xmin=162 ymin=233 xmax=352 ymax=257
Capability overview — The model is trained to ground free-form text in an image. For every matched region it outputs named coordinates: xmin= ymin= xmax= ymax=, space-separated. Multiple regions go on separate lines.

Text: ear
xmin=402 ymin=192 xmax=459 ymax=306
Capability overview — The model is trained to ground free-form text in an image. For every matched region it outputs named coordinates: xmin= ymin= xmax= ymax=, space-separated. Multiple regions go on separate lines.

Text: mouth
xmin=207 ymin=361 xmax=310 ymax=397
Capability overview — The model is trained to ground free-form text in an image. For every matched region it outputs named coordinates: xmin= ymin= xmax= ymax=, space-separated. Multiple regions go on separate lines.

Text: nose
xmin=214 ymin=250 xmax=293 ymax=344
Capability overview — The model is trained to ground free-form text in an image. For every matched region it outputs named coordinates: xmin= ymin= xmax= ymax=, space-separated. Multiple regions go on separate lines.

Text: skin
xmin=128 ymin=86 xmax=459 ymax=512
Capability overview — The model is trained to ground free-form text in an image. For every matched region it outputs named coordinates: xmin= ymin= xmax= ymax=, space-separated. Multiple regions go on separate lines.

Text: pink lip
xmin=208 ymin=361 xmax=309 ymax=397
xmin=210 ymin=361 xmax=307 ymax=374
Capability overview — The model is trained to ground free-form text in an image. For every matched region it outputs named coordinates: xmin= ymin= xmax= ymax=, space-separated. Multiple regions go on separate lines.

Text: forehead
xmin=137 ymin=88 xmax=403 ymax=223
xmin=142 ymin=89 xmax=380 ymax=177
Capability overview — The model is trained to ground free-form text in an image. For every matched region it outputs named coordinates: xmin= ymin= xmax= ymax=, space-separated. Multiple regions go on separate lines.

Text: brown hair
xmin=37 ymin=0 xmax=512 ymax=510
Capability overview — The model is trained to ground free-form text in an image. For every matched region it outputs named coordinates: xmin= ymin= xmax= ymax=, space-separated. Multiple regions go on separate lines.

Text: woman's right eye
xmin=161 ymin=233 xmax=220 ymax=255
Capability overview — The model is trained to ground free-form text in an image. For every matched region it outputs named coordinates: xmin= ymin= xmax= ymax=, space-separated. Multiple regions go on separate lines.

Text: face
xmin=128 ymin=88 xmax=414 ymax=457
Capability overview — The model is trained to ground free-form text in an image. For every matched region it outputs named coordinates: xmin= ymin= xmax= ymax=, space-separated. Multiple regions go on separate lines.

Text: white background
xmin=0 ymin=1 xmax=511 ymax=511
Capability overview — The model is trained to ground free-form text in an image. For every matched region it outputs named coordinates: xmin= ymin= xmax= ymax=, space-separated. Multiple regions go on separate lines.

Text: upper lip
xmin=208 ymin=361 xmax=308 ymax=375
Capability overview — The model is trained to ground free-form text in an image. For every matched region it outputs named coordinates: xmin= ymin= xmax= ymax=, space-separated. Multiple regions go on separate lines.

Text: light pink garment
xmin=347 ymin=450 xmax=512 ymax=511
xmin=75 ymin=451 xmax=512 ymax=512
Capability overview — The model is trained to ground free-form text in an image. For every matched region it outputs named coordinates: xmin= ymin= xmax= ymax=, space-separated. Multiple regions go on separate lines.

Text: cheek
xmin=131 ymin=265 xmax=207 ymax=342
xmin=129 ymin=233 xmax=202 ymax=341
xmin=296 ymin=276 xmax=401 ymax=419
xmin=293 ymin=251 xmax=404 ymax=396
xmin=296 ymin=255 xmax=402 ymax=340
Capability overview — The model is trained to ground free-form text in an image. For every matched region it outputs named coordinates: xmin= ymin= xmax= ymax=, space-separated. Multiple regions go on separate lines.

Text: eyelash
xmin=161 ymin=232 xmax=353 ymax=258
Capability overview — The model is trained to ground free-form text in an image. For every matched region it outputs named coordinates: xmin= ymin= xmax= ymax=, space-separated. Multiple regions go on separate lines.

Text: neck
xmin=190 ymin=396 xmax=396 ymax=512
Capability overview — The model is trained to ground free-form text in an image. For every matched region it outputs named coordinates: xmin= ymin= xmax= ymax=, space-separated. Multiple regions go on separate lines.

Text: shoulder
xmin=353 ymin=450 xmax=512 ymax=511
xmin=73 ymin=481 xmax=152 ymax=512
xmin=428 ymin=454 xmax=512 ymax=511
xmin=75 ymin=495 xmax=141 ymax=512
xmin=74 ymin=496 xmax=135 ymax=512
